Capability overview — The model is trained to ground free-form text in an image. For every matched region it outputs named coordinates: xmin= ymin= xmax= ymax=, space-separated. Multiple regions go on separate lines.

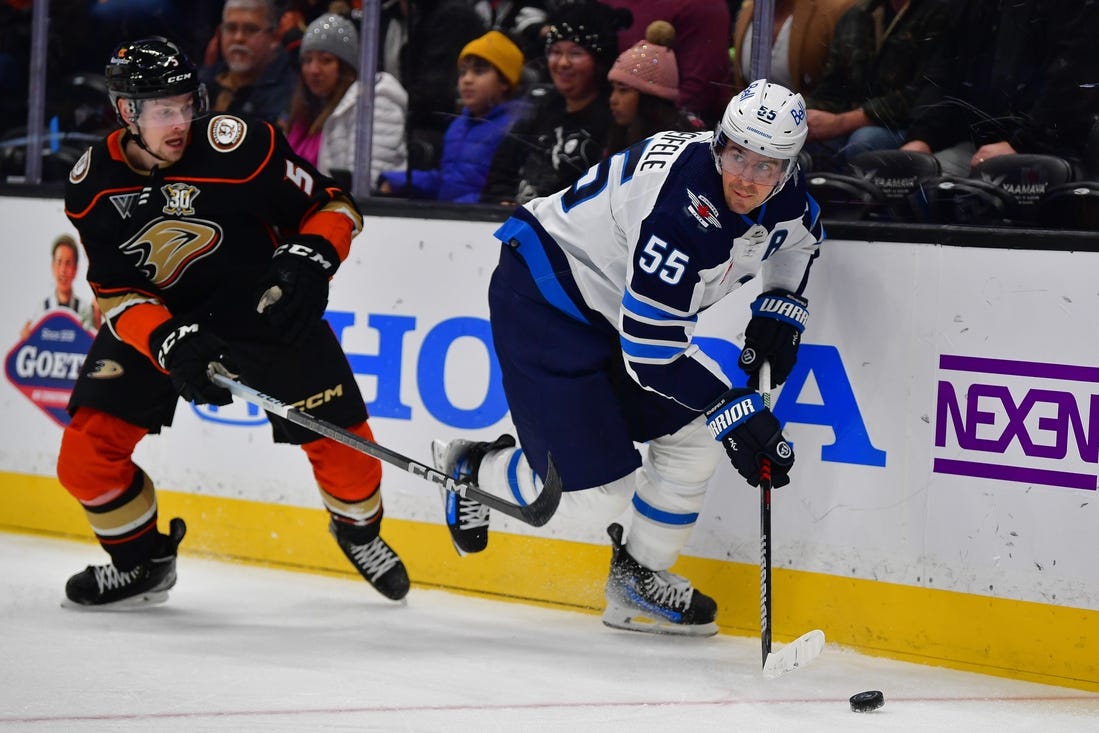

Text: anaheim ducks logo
xmin=119 ymin=218 xmax=223 ymax=289
xmin=69 ymin=147 xmax=91 ymax=184
xmin=208 ymin=115 xmax=246 ymax=152
xmin=85 ymin=359 xmax=124 ymax=379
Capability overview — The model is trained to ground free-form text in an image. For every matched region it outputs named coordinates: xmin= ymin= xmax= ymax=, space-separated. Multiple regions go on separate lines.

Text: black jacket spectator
xmin=905 ymin=0 xmax=1099 ymax=166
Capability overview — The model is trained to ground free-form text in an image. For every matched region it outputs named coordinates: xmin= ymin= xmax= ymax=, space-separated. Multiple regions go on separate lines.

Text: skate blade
xmin=601 ymin=602 xmax=718 ymax=637
xmin=60 ymin=590 xmax=170 ymax=611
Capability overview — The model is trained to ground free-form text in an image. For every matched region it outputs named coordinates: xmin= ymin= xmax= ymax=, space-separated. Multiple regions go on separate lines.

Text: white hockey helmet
xmin=711 ymin=79 xmax=807 ymax=188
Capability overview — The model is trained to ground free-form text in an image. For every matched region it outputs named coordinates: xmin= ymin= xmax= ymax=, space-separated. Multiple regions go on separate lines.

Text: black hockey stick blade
xmin=210 ymin=372 xmax=561 ymax=527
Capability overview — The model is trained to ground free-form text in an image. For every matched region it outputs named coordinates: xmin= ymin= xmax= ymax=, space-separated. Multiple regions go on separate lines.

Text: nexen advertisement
xmin=935 ymin=355 xmax=1099 ymax=492
xmin=1 ymin=200 xmax=1097 ymax=608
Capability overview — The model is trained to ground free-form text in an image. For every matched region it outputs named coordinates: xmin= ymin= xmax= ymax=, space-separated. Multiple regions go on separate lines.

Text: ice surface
xmin=1 ymin=532 xmax=1096 ymax=732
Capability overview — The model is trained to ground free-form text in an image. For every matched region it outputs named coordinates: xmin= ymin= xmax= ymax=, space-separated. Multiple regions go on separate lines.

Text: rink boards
xmin=1 ymin=195 xmax=1097 ymax=691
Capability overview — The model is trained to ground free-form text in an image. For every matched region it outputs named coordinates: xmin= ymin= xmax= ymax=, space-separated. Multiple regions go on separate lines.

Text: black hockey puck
xmin=849 ymin=690 xmax=885 ymax=712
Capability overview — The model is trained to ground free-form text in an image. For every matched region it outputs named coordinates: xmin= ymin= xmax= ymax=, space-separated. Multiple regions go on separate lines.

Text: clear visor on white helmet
xmin=717 ymin=142 xmax=796 ymax=186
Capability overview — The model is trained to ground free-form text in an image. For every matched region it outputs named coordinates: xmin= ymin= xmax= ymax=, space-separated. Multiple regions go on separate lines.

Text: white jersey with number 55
xmin=493 ymin=129 xmax=825 ymax=411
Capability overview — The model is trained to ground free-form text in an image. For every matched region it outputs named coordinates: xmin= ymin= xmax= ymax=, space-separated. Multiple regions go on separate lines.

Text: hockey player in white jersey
xmin=434 ymin=79 xmax=823 ymax=635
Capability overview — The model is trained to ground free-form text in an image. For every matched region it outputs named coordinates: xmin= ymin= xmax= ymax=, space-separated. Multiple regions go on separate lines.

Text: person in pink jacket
xmin=285 ymin=13 xmax=408 ymax=183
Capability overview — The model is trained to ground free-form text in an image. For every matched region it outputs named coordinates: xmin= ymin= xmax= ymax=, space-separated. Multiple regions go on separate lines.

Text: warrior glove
xmin=738 ymin=290 xmax=808 ymax=388
xmin=149 ymin=319 xmax=237 ymax=406
xmin=257 ymin=234 xmax=340 ymax=344
xmin=704 ymin=388 xmax=794 ymax=488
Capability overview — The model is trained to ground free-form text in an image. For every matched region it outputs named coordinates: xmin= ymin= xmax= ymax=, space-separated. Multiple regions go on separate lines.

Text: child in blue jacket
xmin=379 ymin=30 xmax=526 ymax=202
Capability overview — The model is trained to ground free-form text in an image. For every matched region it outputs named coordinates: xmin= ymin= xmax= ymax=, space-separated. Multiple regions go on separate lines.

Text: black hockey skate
xmin=601 ymin=523 xmax=718 ymax=637
xmin=329 ymin=521 xmax=410 ymax=601
xmin=431 ymin=434 xmax=516 ymax=555
xmin=63 ymin=517 xmax=187 ymax=609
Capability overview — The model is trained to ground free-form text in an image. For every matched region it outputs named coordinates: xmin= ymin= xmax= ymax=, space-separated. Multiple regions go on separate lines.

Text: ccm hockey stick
xmin=758 ymin=360 xmax=826 ymax=678
xmin=210 ymin=372 xmax=562 ymax=527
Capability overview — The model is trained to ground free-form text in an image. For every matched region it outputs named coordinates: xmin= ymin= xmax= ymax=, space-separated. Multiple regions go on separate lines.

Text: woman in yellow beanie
xmin=605 ymin=21 xmax=705 ymax=155
xmin=378 ymin=30 xmax=527 ymax=202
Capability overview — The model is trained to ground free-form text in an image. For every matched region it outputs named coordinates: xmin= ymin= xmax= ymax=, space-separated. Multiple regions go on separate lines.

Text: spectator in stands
xmin=470 ymin=0 xmax=550 ymax=65
xmin=286 ymin=13 xmax=408 ymax=185
xmin=378 ymin=30 xmax=526 ymax=202
xmin=603 ymin=0 xmax=733 ymax=126
xmin=731 ymin=0 xmax=856 ymax=97
xmin=200 ymin=0 xmax=297 ymax=125
xmin=605 ymin=21 xmax=704 ymax=156
xmin=481 ymin=0 xmax=629 ymax=205
xmin=900 ymin=0 xmax=1099 ymax=177
xmin=378 ymin=1 xmax=487 ymax=168
xmin=803 ymin=0 xmax=954 ymax=172
xmin=202 ymin=0 xmax=321 ymax=68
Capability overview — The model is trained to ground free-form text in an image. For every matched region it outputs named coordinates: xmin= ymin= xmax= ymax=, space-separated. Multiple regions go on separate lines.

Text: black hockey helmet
xmin=105 ymin=37 xmax=208 ymax=127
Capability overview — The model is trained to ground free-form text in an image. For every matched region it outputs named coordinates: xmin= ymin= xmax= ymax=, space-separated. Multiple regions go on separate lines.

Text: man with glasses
xmin=432 ymin=79 xmax=823 ymax=637
xmin=200 ymin=0 xmax=295 ymax=125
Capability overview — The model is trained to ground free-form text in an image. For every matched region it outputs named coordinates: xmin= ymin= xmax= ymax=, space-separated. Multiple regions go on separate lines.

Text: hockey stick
xmin=758 ymin=360 xmax=826 ymax=679
xmin=209 ymin=373 xmax=562 ymax=527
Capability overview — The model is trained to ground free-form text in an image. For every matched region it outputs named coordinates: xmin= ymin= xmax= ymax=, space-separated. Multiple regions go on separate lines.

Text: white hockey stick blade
xmin=762 ymin=629 xmax=825 ymax=679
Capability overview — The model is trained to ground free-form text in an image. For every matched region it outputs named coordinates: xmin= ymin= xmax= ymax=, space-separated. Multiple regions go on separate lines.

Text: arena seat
xmin=806 ymin=172 xmax=887 ymax=221
xmin=972 ymin=153 xmax=1075 ymax=223
xmin=847 ymin=150 xmax=941 ymax=221
xmin=913 ymin=176 xmax=1019 ymax=226
xmin=1035 ymin=181 xmax=1099 ymax=230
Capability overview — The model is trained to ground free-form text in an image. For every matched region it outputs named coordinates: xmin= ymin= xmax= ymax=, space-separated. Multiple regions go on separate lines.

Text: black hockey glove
xmin=149 ymin=319 xmax=237 ymax=406
xmin=704 ymin=388 xmax=794 ymax=488
xmin=738 ymin=290 xmax=808 ymax=388
xmin=256 ymin=234 xmax=340 ymax=344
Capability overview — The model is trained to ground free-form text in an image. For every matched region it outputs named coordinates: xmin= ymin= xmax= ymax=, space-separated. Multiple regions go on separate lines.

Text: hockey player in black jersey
xmin=58 ymin=37 xmax=409 ymax=608
xmin=433 ymin=80 xmax=823 ymax=635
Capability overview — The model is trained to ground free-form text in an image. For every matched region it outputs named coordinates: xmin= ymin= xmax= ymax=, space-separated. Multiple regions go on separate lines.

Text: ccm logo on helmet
xmin=166 ymin=73 xmax=192 ymax=84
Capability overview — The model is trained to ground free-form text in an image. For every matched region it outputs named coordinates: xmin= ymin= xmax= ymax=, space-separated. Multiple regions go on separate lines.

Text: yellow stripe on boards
xmin=2 ymin=470 xmax=1096 ymax=692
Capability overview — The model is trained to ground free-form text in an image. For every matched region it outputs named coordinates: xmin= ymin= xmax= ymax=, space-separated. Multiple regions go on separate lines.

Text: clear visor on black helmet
xmin=123 ymin=85 xmax=209 ymax=129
